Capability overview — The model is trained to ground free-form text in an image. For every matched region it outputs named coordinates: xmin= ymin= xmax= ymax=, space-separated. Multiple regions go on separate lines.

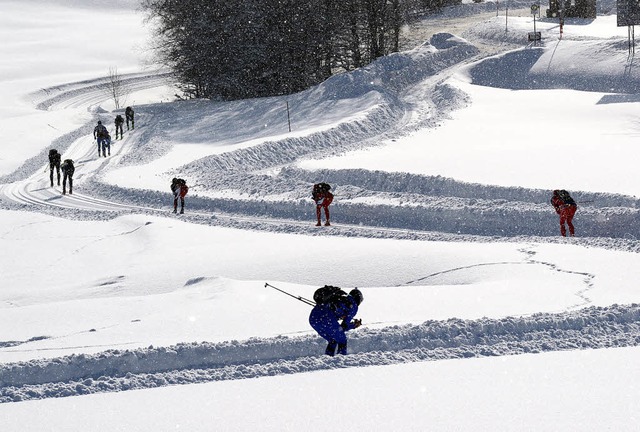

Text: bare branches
xmin=104 ymin=66 xmax=130 ymax=109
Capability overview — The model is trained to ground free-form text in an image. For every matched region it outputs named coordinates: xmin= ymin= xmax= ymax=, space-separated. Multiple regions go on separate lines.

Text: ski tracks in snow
xmin=2 ymin=17 xmax=640 ymax=404
xmin=28 ymin=72 xmax=172 ymax=111
xmin=2 ymin=303 xmax=640 ymax=402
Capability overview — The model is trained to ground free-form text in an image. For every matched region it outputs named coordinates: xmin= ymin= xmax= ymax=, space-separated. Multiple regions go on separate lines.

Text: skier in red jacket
xmin=171 ymin=178 xmax=189 ymax=214
xmin=312 ymin=183 xmax=333 ymax=226
xmin=551 ymin=189 xmax=577 ymax=237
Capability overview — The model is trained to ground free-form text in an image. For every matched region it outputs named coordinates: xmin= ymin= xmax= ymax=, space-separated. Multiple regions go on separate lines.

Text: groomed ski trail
xmin=2 ymin=303 xmax=640 ymax=402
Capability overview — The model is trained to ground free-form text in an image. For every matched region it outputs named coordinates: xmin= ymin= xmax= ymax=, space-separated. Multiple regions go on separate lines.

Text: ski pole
xmin=265 ymin=282 xmax=315 ymax=306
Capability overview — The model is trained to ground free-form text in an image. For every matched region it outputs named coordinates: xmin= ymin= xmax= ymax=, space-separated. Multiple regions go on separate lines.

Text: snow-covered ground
xmin=1 ymin=0 xmax=640 ymax=430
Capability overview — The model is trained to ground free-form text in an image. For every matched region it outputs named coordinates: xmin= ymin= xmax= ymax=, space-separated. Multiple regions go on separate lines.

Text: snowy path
xmin=3 ymin=33 xmax=639 ymax=243
xmin=2 ymin=303 xmax=639 ymax=402
xmin=2 ymin=6 xmax=640 ymax=407
xmin=29 ymin=72 xmax=172 ymax=111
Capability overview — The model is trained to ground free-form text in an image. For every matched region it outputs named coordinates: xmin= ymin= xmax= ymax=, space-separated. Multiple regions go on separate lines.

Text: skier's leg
xmin=62 ymin=173 xmax=67 ymax=194
xmin=180 ymin=197 xmax=184 ymax=214
xmin=56 ymin=167 xmax=60 ymax=185
xmin=310 ymin=306 xmax=345 ymax=355
xmin=316 ymin=206 xmax=322 ymax=226
xmin=324 ymin=205 xmax=330 ymax=226
xmin=559 ymin=216 xmax=567 ymax=236
xmin=49 ymin=166 xmax=54 ymax=187
xmin=337 ymin=341 xmax=347 ymax=355
xmin=566 ymin=206 xmax=576 ymax=236
xmin=325 ymin=340 xmax=337 ymax=356
xmin=69 ymin=176 xmax=73 ymax=194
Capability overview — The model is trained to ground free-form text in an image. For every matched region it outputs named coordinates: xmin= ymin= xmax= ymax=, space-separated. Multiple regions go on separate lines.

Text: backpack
xmin=313 ymin=285 xmax=347 ymax=305
xmin=558 ymin=189 xmax=576 ymax=206
xmin=49 ymin=149 xmax=60 ymax=164
xmin=314 ymin=183 xmax=331 ymax=193
xmin=115 ymin=115 xmax=124 ymax=124
xmin=96 ymin=124 xmax=108 ymax=138
xmin=172 ymin=178 xmax=188 ymax=195
xmin=312 ymin=183 xmax=331 ymax=200
xmin=62 ymin=159 xmax=74 ymax=173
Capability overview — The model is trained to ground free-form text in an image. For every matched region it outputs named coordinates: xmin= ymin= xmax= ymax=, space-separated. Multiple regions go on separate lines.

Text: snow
xmin=1 ymin=0 xmax=640 ymax=430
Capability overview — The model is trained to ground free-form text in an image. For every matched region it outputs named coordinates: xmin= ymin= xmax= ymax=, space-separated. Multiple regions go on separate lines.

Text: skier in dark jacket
xmin=125 ymin=106 xmax=134 ymax=130
xmin=93 ymin=120 xmax=108 ymax=157
xmin=114 ymin=114 xmax=124 ymax=139
xmin=551 ymin=189 xmax=578 ymax=237
xmin=102 ymin=131 xmax=111 ymax=157
xmin=309 ymin=288 xmax=363 ymax=356
xmin=170 ymin=178 xmax=188 ymax=214
xmin=61 ymin=159 xmax=75 ymax=195
xmin=48 ymin=149 xmax=61 ymax=187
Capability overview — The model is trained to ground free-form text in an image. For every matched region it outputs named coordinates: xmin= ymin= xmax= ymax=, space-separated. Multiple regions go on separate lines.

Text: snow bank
xmin=2 ymin=303 xmax=639 ymax=402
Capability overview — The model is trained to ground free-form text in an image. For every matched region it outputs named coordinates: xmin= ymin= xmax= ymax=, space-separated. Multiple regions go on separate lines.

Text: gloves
xmin=341 ymin=319 xmax=362 ymax=330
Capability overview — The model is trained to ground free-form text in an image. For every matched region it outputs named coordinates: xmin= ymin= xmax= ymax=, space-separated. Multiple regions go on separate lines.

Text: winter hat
xmin=349 ymin=288 xmax=363 ymax=305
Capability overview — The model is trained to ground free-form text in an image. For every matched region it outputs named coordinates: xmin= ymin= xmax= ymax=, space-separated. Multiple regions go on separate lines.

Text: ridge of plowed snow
xmin=2 ymin=303 xmax=639 ymax=402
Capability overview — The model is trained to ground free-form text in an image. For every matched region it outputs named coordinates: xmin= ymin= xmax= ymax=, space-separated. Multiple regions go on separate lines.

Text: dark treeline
xmin=142 ymin=0 xmax=460 ymax=100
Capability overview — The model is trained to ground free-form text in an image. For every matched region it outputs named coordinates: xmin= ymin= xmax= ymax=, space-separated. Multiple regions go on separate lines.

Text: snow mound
xmin=2 ymin=303 xmax=640 ymax=403
xmin=467 ymin=40 xmax=640 ymax=93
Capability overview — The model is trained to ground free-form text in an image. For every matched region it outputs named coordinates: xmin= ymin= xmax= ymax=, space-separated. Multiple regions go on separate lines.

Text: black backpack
xmin=313 ymin=285 xmax=346 ymax=305
xmin=62 ymin=159 xmax=74 ymax=173
xmin=96 ymin=124 xmax=108 ymax=138
xmin=115 ymin=114 xmax=124 ymax=124
xmin=49 ymin=149 xmax=60 ymax=164
xmin=312 ymin=183 xmax=331 ymax=199
xmin=314 ymin=183 xmax=331 ymax=193
xmin=558 ymin=190 xmax=576 ymax=206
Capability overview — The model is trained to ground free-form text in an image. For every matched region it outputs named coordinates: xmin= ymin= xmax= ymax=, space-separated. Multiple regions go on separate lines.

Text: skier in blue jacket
xmin=309 ymin=288 xmax=363 ymax=356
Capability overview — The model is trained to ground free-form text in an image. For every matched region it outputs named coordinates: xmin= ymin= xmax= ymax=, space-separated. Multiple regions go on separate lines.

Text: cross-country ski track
xmin=2 ymin=303 xmax=640 ymax=402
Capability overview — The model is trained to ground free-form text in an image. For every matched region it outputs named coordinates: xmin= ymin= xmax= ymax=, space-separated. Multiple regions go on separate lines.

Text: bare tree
xmin=104 ymin=66 xmax=130 ymax=109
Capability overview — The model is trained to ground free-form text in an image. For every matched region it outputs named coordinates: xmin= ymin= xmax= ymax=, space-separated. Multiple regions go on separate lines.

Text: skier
xmin=170 ymin=177 xmax=188 ymax=214
xmin=312 ymin=182 xmax=333 ymax=226
xmin=48 ymin=149 xmax=61 ymax=187
xmin=93 ymin=120 xmax=108 ymax=157
xmin=551 ymin=189 xmax=578 ymax=237
xmin=102 ymin=131 xmax=111 ymax=157
xmin=61 ymin=159 xmax=75 ymax=195
xmin=125 ymin=106 xmax=135 ymax=130
xmin=114 ymin=114 xmax=124 ymax=139
xmin=309 ymin=287 xmax=363 ymax=356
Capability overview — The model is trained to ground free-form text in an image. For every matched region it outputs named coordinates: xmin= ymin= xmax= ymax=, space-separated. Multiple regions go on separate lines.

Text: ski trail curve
xmin=29 ymin=72 xmax=173 ymax=111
